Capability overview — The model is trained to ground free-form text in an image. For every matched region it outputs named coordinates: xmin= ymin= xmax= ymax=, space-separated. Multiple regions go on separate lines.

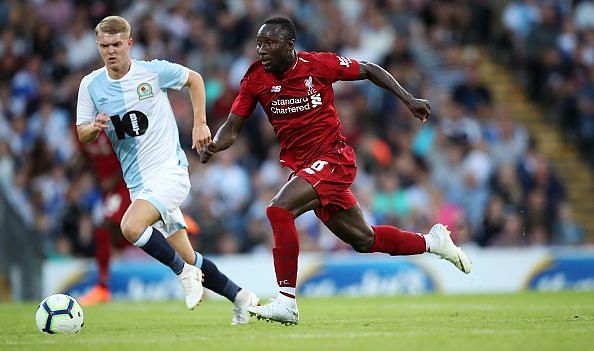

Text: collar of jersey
xmin=291 ymin=51 xmax=299 ymax=70
xmin=106 ymin=60 xmax=134 ymax=82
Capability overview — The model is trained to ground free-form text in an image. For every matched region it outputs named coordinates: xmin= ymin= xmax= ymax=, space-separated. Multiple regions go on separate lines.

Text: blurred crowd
xmin=500 ymin=0 xmax=594 ymax=165
xmin=0 ymin=0 xmax=590 ymax=259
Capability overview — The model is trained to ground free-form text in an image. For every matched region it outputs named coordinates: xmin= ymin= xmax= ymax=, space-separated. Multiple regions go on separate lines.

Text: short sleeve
xmin=230 ymin=76 xmax=258 ymax=118
xmin=315 ymin=52 xmax=360 ymax=83
xmin=76 ymin=76 xmax=97 ymax=126
xmin=148 ymin=59 xmax=190 ymax=90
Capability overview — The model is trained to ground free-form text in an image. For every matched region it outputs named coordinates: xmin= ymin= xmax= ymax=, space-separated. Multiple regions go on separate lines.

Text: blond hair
xmin=95 ymin=16 xmax=131 ymax=37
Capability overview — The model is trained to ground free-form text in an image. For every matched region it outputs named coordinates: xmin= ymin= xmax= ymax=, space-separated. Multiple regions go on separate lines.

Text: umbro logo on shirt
xmin=98 ymin=97 xmax=109 ymax=105
xmin=271 ymin=85 xmax=281 ymax=92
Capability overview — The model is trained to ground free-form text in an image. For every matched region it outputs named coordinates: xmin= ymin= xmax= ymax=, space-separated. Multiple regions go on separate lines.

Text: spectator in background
xmin=62 ymin=10 xmax=98 ymax=72
xmin=372 ymin=169 xmax=410 ymax=223
xmin=26 ymin=99 xmax=73 ymax=163
xmin=501 ymin=0 xmax=540 ymax=63
xmin=576 ymin=68 xmax=594 ymax=162
xmin=478 ymin=194 xmax=506 ymax=246
xmin=452 ymin=65 xmax=492 ymax=113
xmin=575 ymin=0 xmax=594 ymax=30
xmin=10 ymin=55 xmax=42 ymax=116
xmin=0 ymin=140 xmax=14 ymax=195
xmin=524 ymin=4 xmax=561 ymax=101
xmin=523 ymin=157 xmax=566 ymax=219
xmin=490 ymin=211 xmax=527 ymax=247
xmin=490 ymin=164 xmax=524 ymax=210
xmin=438 ymin=97 xmax=483 ymax=146
xmin=486 ymin=108 xmax=529 ymax=167
xmin=553 ymin=202 xmax=585 ymax=245
xmin=39 ymin=0 xmax=74 ymax=31
xmin=428 ymin=44 xmax=467 ymax=93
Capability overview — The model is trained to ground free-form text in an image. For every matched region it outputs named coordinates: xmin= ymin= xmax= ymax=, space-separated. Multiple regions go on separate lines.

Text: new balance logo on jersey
xmin=271 ymin=85 xmax=281 ymax=92
xmin=310 ymin=93 xmax=322 ymax=107
xmin=338 ymin=56 xmax=352 ymax=67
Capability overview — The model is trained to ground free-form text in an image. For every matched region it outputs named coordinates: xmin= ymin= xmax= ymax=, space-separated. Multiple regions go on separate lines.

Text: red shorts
xmin=102 ymin=183 xmax=131 ymax=224
xmin=294 ymin=142 xmax=358 ymax=223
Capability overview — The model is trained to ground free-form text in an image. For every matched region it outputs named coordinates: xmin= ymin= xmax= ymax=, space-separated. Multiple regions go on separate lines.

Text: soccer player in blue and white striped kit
xmin=76 ymin=16 xmax=258 ymax=325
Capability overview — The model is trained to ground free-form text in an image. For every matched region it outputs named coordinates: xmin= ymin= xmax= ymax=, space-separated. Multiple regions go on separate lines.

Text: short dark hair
xmin=263 ymin=16 xmax=296 ymax=40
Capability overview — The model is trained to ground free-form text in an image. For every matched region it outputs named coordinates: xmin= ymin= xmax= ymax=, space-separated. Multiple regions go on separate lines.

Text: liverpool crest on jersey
xmin=137 ymin=83 xmax=154 ymax=100
xmin=304 ymin=76 xmax=317 ymax=95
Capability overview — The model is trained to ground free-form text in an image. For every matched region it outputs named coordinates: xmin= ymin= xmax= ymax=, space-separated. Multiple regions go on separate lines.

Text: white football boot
xmin=248 ymin=297 xmax=299 ymax=325
xmin=231 ymin=289 xmax=260 ymax=325
xmin=178 ymin=264 xmax=204 ymax=309
xmin=427 ymin=224 xmax=472 ymax=274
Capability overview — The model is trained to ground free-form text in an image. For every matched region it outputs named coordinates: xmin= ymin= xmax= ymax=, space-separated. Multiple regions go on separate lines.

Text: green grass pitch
xmin=1 ymin=291 xmax=593 ymax=351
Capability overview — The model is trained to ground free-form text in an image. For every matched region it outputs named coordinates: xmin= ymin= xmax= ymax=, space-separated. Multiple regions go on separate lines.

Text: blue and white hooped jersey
xmin=76 ymin=59 xmax=189 ymax=191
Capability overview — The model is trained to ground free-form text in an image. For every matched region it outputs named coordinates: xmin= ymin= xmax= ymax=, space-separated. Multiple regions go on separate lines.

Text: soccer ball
xmin=35 ymin=294 xmax=84 ymax=334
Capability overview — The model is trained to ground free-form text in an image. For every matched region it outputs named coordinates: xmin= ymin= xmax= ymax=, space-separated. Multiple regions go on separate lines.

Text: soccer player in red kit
xmin=78 ymin=131 xmax=131 ymax=305
xmin=200 ymin=16 xmax=471 ymax=325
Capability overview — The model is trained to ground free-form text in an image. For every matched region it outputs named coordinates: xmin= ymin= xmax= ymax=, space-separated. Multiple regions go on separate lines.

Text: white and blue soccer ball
xmin=35 ymin=294 xmax=84 ymax=334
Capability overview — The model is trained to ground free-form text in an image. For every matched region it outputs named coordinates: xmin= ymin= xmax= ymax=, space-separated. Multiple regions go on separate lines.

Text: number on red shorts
xmin=303 ymin=160 xmax=328 ymax=174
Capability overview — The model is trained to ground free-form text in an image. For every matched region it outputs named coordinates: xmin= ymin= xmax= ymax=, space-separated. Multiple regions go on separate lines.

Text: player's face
xmin=256 ymin=24 xmax=294 ymax=74
xmin=96 ymin=31 xmax=133 ymax=76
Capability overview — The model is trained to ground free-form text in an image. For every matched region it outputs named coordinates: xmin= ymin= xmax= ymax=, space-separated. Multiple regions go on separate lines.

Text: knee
xmin=266 ymin=204 xmax=295 ymax=223
xmin=267 ymin=199 xmax=297 ymax=217
xmin=120 ymin=217 xmax=145 ymax=243
xmin=268 ymin=197 xmax=289 ymax=211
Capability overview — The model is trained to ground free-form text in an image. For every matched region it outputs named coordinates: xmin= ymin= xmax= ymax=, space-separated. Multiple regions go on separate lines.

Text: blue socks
xmin=132 ymin=228 xmax=241 ymax=301
xmin=133 ymin=227 xmax=185 ymax=275
xmin=194 ymin=252 xmax=241 ymax=302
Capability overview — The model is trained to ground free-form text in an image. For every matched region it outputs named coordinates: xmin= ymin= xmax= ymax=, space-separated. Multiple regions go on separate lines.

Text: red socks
xmin=370 ymin=225 xmax=427 ymax=255
xmin=265 ymin=207 xmax=425 ymax=298
xmin=266 ymin=206 xmax=299 ymax=298
xmin=94 ymin=227 xmax=111 ymax=288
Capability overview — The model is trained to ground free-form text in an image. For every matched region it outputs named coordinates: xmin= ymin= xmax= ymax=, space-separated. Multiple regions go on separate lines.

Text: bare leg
xmin=324 ymin=204 xmax=427 ymax=255
xmin=120 ymin=199 xmax=160 ymax=242
xmin=167 ymin=229 xmax=196 ymax=264
xmin=324 ymin=204 xmax=471 ymax=273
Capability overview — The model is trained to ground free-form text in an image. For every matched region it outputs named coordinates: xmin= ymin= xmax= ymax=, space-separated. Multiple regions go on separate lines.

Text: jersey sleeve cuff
xmin=172 ymin=67 xmax=190 ymax=90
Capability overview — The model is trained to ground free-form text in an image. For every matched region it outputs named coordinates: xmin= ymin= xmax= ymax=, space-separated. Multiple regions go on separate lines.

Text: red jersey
xmin=231 ymin=51 xmax=360 ymax=171
xmin=80 ymin=132 xmax=127 ymax=193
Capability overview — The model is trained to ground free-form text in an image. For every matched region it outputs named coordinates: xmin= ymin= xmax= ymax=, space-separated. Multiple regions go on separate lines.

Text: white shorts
xmin=129 ymin=167 xmax=190 ymax=237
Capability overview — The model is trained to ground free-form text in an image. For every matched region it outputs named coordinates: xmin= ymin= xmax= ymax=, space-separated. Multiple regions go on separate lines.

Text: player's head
xmin=256 ymin=16 xmax=296 ymax=73
xmin=95 ymin=16 xmax=133 ymax=76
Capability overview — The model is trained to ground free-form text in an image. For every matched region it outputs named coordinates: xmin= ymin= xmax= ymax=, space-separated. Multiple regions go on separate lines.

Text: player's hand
xmin=94 ymin=112 xmax=110 ymax=130
xmin=192 ymin=124 xmax=212 ymax=151
xmin=199 ymin=143 xmax=216 ymax=164
xmin=407 ymin=98 xmax=431 ymax=123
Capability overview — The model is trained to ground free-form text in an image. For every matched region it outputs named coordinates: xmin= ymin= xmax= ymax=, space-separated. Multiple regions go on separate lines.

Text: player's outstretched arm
xmin=357 ymin=61 xmax=430 ymax=123
xmin=76 ymin=112 xmax=110 ymax=143
xmin=199 ymin=113 xmax=246 ymax=164
xmin=185 ymin=70 xmax=211 ymax=151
